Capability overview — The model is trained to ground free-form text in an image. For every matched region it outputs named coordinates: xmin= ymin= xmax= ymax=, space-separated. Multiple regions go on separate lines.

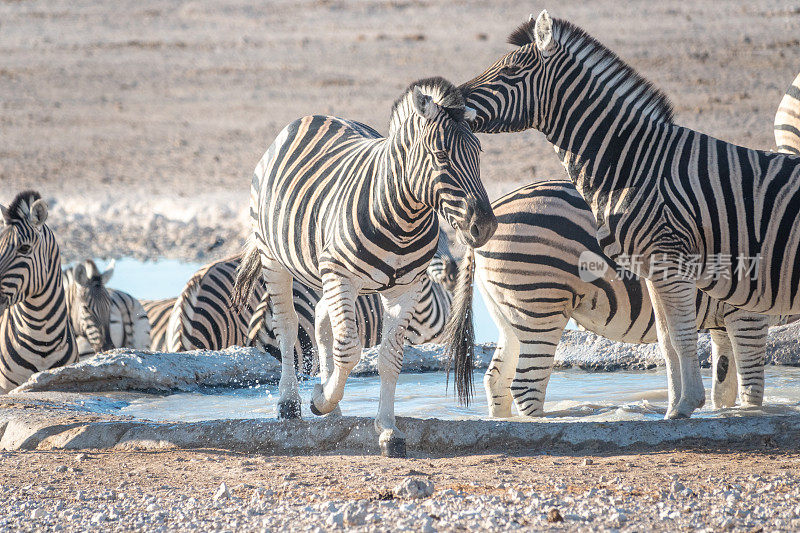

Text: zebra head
xmin=0 ymin=191 xmax=51 ymax=316
xmin=393 ymin=77 xmax=497 ymax=248
xmin=427 ymin=229 xmax=458 ymax=291
xmin=67 ymin=259 xmax=115 ymax=353
xmin=458 ymin=11 xmax=556 ymax=134
xmin=460 ymin=11 xmax=674 ymax=136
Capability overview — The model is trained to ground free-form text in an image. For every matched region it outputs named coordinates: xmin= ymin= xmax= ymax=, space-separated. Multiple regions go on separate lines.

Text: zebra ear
xmin=28 ymin=199 xmax=48 ymax=229
xmin=413 ymin=86 xmax=439 ymax=120
xmin=102 ymin=259 xmax=115 ymax=285
xmin=74 ymin=264 xmax=90 ymax=287
xmin=0 ymin=204 xmax=10 ymax=225
xmin=533 ymin=10 xmax=555 ymax=55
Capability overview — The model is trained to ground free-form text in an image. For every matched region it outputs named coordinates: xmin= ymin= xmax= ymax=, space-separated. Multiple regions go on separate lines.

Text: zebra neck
xmin=370 ymin=132 xmax=435 ymax=241
xmin=545 ymin=89 xmax=667 ymax=201
xmin=5 ymin=267 xmax=73 ymax=351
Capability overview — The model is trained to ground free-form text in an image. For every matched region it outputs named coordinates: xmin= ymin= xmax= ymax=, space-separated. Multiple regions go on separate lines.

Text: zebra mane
xmin=390 ymin=77 xmax=468 ymax=133
xmin=508 ymin=18 xmax=675 ymax=124
xmin=4 ymin=190 xmax=42 ymax=223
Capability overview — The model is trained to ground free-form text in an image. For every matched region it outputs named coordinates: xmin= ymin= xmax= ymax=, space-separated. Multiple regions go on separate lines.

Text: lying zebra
xmin=234 ymin=77 xmax=495 ymax=456
xmin=63 ymin=259 xmax=150 ymax=358
xmin=155 ymin=230 xmax=456 ymax=371
xmin=141 ymin=297 xmax=176 ymax=351
xmin=0 ymin=191 xmax=77 ymax=391
xmin=455 ymin=179 xmax=791 ymax=417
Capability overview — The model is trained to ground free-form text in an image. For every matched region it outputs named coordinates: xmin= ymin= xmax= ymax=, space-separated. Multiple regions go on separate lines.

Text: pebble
xmin=583 ymin=458 xmax=594 ymax=466
xmin=393 ymin=478 xmax=434 ymax=499
xmin=213 ymin=483 xmax=230 ymax=502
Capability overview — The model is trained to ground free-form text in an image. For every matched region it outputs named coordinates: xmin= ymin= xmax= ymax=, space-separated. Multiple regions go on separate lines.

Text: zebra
xmin=63 ymin=259 xmax=151 ymax=358
xmin=0 ymin=191 xmax=77 ymax=392
xmin=459 ymin=179 xmax=780 ymax=417
xmin=167 ymin=234 xmax=455 ymax=367
xmin=459 ymin=11 xmax=800 ymax=419
xmin=233 ymin=76 xmax=495 ymax=456
xmin=775 ymin=71 xmax=800 ymax=155
xmin=141 ymin=297 xmax=176 ymax=351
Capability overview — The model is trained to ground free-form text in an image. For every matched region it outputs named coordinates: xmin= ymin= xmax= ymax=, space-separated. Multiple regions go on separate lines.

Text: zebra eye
xmin=499 ymin=65 xmax=519 ymax=76
xmin=434 ymin=151 xmax=449 ymax=166
xmin=17 ymin=243 xmax=31 ymax=255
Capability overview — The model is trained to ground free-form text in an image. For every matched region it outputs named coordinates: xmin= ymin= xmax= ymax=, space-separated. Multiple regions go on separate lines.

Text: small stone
xmin=393 ymin=478 xmax=434 ymax=499
xmin=55 ymin=465 xmax=67 ymax=473
xmin=672 ymin=481 xmax=685 ymax=493
xmin=91 ymin=512 xmax=106 ymax=524
xmin=146 ymin=503 xmax=160 ymax=512
xmin=30 ymin=508 xmax=47 ymax=519
xmin=326 ymin=512 xmax=344 ymax=528
xmin=583 ymin=458 xmax=594 ymax=466
xmin=214 ymin=482 xmax=230 ymax=502
xmin=75 ymin=453 xmax=88 ymax=462
xmin=547 ymin=508 xmax=563 ymax=523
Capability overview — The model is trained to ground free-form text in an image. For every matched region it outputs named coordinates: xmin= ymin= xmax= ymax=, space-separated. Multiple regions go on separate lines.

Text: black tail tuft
xmin=445 ymin=247 xmax=476 ymax=406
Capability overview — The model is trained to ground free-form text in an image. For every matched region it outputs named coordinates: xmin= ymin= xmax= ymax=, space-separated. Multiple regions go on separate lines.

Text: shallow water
xmin=119 ymin=367 xmax=800 ymax=423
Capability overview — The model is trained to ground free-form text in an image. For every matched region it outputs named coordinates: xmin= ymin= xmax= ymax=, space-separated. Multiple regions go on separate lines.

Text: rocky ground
xmin=2 ymin=0 xmax=800 ymax=262
xmin=2 ymin=445 xmax=799 ymax=531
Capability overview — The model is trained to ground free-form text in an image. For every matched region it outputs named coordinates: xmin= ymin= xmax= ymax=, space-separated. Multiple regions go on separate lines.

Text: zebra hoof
xmin=278 ymin=399 xmax=302 ymax=420
xmin=379 ymin=430 xmax=406 ymax=458
xmin=380 ymin=437 xmax=406 ymax=458
xmin=309 ymin=399 xmax=323 ymax=417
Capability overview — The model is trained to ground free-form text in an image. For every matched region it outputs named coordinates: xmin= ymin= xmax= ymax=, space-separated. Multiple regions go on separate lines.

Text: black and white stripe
xmin=775 ymin=71 xmax=800 ymax=155
xmin=142 ymin=297 xmax=176 ymax=352
xmin=233 ymin=77 xmax=495 ymax=456
xmin=63 ymin=259 xmax=150 ymax=358
xmin=0 ymin=191 xmax=77 ymax=392
xmin=459 ymin=12 xmax=800 ymax=419
xmin=471 ymin=180 xmax=779 ymax=416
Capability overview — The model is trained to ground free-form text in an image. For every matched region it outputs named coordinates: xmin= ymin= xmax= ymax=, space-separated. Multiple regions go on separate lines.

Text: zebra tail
xmin=232 ymin=234 xmax=262 ymax=309
xmin=445 ymin=246 xmax=476 ymax=406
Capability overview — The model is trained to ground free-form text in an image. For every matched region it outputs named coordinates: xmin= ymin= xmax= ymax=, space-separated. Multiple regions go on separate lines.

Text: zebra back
xmin=109 ymin=288 xmax=150 ymax=351
xmin=775 ymin=71 xmax=800 ymax=155
xmin=142 ymin=298 xmax=177 ymax=351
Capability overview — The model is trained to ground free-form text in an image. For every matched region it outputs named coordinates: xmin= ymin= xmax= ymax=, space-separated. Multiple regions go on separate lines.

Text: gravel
xmin=1 ymin=448 xmax=799 ymax=531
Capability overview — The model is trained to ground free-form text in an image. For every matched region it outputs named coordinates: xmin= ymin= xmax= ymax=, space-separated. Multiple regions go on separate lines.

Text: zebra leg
xmin=646 ymin=278 xmax=704 ymax=419
xmin=263 ymin=266 xmax=302 ymax=419
xmin=313 ymin=297 xmax=342 ymax=417
xmin=310 ymin=275 xmax=362 ymax=416
xmin=511 ymin=323 xmax=566 ymax=416
xmin=375 ymin=282 xmax=422 ymax=458
xmin=709 ymin=329 xmax=737 ymax=409
xmin=484 ymin=324 xmax=519 ymax=418
xmin=479 ymin=282 xmax=519 ymax=418
xmin=724 ymin=311 xmax=768 ymax=407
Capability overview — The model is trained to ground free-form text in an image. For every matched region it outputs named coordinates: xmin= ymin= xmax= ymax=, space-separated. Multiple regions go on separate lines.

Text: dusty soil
xmin=2 ymin=444 xmax=800 ymax=531
xmin=2 ymin=0 xmax=800 ymax=261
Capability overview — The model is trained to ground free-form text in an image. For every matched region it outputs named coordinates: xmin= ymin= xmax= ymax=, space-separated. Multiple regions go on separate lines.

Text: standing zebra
xmin=233 ymin=77 xmax=495 ymax=456
xmin=459 ymin=12 xmax=800 ymax=419
xmin=63 ymin=260 xmax=151 ymax=358
xmin=0 ymin=191 xmax=77 ymax=392
xmin=141 ymin=297 xmax=176 ymax=351
xmin=775 ymin=71 xmax=800 ymax=155
xmin=467 ymin=179 xmax=777 ymax=417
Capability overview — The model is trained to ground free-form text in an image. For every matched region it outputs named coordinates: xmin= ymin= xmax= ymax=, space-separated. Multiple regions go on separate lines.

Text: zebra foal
xmin=234 ymin=77 xmax=495 ymax=456
xmin=460 ymin=12 xmax=800 ymax=419
xmin=0 ymin=191 xmax=77 ymax=391
xmin=63 ymin=259 xmax=150 ymax=358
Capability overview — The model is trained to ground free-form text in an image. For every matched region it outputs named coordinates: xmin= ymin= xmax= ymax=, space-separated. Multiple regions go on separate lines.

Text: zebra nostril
xmin=470 ymin=223 xmax=480 ymax=240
